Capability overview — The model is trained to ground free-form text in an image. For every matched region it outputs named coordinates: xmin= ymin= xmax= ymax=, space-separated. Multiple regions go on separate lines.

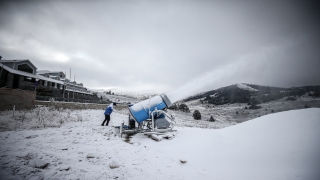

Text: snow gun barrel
xmin=128 ymin=93 xmax=172 ymax=123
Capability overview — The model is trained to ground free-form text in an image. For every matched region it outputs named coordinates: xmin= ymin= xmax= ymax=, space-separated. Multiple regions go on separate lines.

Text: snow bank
xmin=131 ymin=108 xmax=320 ymax=180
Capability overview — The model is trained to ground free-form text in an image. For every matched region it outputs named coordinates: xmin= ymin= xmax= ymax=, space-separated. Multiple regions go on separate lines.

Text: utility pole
xmin=70 ymin=68 xmax=71 ymax=101
xmin=63 ymin=71 xmax=66 ymax=100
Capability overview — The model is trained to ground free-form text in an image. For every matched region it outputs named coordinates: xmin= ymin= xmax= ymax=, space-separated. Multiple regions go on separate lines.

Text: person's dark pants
xmin=101 ymin=114 xmax=110 ymax=126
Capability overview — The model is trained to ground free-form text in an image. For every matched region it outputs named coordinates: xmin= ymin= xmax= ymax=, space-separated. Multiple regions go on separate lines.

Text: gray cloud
xmin=1 ymin=0 xmax=319 ymax=94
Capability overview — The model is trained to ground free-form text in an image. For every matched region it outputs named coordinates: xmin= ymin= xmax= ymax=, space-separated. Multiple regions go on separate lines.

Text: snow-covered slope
xmin=237 ymin=83 xmax=259 ymax=91
xmin=89 ymin=88 xmax=161 ymax=100
xmin=0 ymin=109 xmax=319 ymax=180
xmin=132 ymin=108 xmax=320 ymax=180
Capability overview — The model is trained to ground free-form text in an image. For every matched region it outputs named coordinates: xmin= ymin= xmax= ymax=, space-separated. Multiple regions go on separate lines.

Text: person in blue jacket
xmin=101 ymin=102 xmax=116 ymax=126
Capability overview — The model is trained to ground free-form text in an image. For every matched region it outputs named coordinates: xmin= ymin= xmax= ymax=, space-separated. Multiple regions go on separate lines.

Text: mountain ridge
xmin=183 ymin=83 xmax=320 ymax=105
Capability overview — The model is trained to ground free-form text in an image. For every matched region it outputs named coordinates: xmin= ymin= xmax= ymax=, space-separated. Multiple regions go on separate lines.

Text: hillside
xmin=89 ymin=88 xmax=161 ymax=103
xmin=184 ymin=83 xmax=320 ymax=105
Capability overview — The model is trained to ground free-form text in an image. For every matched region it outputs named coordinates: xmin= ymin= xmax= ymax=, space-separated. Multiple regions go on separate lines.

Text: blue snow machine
xmin=119 ymin=94 xmax=176 ymax=139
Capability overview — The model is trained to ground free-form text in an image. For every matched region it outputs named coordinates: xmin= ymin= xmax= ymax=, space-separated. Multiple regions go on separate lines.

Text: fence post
xmin=39 ymin=108 xmax=41 ymax=123
xmin=13 ymin=105 xmax=15 ymax=118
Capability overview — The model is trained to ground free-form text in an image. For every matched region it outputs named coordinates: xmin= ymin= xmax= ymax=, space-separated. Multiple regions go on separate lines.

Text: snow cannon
xmin=119 ymin=93 xmax=176 ymax=140
xmin=129 ymin=94 xmax=172 ymax=123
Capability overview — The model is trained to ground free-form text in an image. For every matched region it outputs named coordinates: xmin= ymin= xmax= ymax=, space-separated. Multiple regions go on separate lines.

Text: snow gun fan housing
xmin=129 ymin=93 xmax=172 ymax=123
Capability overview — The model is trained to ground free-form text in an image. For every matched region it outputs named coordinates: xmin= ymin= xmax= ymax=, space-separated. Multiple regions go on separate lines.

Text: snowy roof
xmin=37 ymin=70 xmax=65 ymax=75
xmin=37 ymin=70 xmax=51 ymax=74
xmin=0 ymin=59 xmax=37 ymax=69
xmin=0 ymin=62 xmax=64 ymax=84
xmin=49 ymin=71 xmax=64 ymax=73
xmin=1 ymin=59 xmax=29 ymax=62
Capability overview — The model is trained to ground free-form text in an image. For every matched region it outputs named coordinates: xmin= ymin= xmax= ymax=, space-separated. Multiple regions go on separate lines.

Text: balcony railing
xmin=36 ymin=95 xmax=109 ymax=104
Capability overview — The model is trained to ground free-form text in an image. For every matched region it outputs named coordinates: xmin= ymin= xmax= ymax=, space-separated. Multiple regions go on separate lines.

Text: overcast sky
xmin=1 ymin=0 xmax=319 ymax=95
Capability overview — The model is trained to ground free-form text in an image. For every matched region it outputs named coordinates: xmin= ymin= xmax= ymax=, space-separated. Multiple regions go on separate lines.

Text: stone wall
xmin=0 ymin=88 xmax=36 ymax=110
xmin=19 ymin=76 xmax=36 ymax=91
xmin=6 ymin=73 xmax=14 ymax=88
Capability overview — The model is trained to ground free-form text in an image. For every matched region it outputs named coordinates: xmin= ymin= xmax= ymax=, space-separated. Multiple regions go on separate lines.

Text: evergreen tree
xmin=168 ymin=104 xmax=178 ymax=110
xmin=209 ymin=115 xmax=215 ymax=122
xmin=193 ymin=110 xmax=201 ymax=120
xmin=179 ymin=104 xmax=189 ymax=112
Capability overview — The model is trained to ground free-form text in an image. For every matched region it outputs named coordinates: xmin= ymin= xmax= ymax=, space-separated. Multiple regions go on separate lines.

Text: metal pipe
xmin=150 ymin=107 xmax=160 ymax=132
xmin=152 ymin=111 xmax=155 ymax=131
xmin=120 ymin=122 xmax=124 ymax=137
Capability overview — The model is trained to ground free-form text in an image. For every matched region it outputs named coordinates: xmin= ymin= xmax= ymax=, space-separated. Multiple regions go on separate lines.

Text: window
xmin=17 ymin=64 xmax=34 ymax=74
xmin=24 ymin=77 xmax=32 ymax=82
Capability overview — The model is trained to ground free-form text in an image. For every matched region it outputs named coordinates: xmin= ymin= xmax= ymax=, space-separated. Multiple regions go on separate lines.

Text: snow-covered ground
xmin=237 ymin=83 xmax=259 ymax=91
xmin=90 ymin=88 xmax=161 ymax=103
xmin=1 ymin=108 xmax=320 ymax=180
xmin=183 ymin=94 xmax=320 ymax=125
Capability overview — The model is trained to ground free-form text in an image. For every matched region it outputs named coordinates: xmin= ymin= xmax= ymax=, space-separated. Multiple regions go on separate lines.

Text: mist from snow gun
xmin=130 ymin=81 xmax=210 ymax=123
xmin=130 ymin=65 xmax=235 ymax=122
xmin=166 ymin=56 xmax=268 ymax=103
xmin=166 ymin=64 xmax=243 ymax=103
xmin=166 ymin=83 xmax=207 ymax=104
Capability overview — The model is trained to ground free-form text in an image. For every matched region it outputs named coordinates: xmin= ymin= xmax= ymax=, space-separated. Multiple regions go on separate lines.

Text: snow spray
xmin=129 ymin=68 xmax=227 ymax=123
xmin=166 ymin=83 xmax=207 ymax=104
xmin=128 ymin=84 xmax=203 ymax=123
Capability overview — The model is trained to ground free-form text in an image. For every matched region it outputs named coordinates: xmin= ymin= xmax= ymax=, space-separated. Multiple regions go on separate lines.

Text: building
xmin=0 ymin=59 xmax=96 ymax=102
xmin=37 ymin=70 xmax=93 ymax=98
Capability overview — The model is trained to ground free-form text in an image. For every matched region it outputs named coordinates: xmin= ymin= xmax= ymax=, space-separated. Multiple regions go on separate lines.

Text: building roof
xmin=1 ymin=62 xmax=92 ymax=95
xmin=49 ymin=71 xmax=64 ymax=74
xmin=0 ymin=62 xmax=64 ymax=84
xmin=0 ymin=59 xmax=37 ymax=69
xmin=37 ymin=70 xmax=51 ymax=74
xmin=1 ymin=59 xmax=29 ymax=62
xmin=37 ymin=70 xmax=65 ymax=74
